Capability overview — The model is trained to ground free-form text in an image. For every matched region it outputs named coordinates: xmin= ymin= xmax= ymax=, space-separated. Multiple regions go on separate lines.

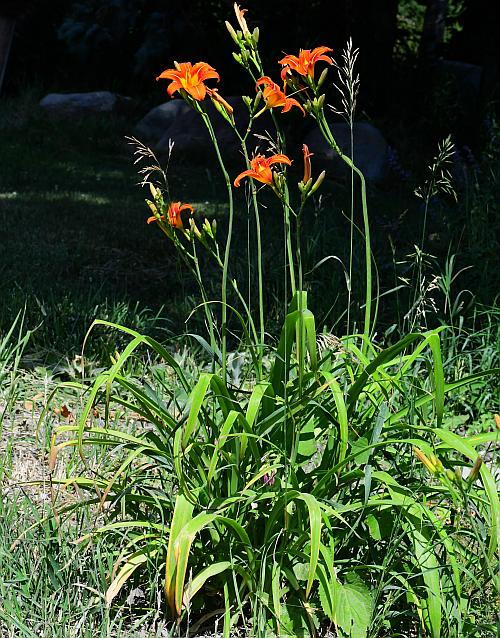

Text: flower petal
xmin=167 ymin=81 xmax=182 ymax=97
xmin=268 ymin=154 xmax=292 ymax=167
xmin=282 ymin=98 xmax=305 ymax=116
xmin=234 ymin=169 xmax=259 ymax=187
xmin=186 ymin=82 xmax=207 ymax=101
xmin=156 ymin=69 xmax=182 ymax=81
xmin=193 ymin=62 xmax=220 ymax=82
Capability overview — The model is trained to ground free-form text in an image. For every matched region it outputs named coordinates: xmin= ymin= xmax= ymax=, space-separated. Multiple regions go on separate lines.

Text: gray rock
xmin=303 ymin=121 xmax=389 ymax=183
xmin=134 ymin=100 xmax=192 ymax=143
xmin=154 ymin=97 xmax=274 ymax=164
xmin=39 ymin=91 xmax=132 ymax=118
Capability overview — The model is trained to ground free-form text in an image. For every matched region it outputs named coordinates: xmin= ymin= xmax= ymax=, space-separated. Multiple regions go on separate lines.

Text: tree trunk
xmin=0 ymin=15 xmax=15 ymax=95
xmin=419 ymin=0 xmax=448 ymax=69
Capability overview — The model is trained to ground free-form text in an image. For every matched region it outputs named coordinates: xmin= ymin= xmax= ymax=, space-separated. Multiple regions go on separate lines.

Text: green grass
xmin=1 ymin=88 xmax=499 ymax=637
xmin=0 ymin=91 xmax=221 ymax=365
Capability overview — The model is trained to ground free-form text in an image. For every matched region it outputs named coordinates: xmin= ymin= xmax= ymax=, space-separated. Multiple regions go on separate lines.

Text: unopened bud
xmin=317 ymin=94 xmax=326 ymax=109
xmin=242 ymin=95 xmax=252 ymax=110
xmin=48 ymin=444 xmax=59 ymax=473
xmin=429 ymin=453 xmax=443 ymax=473
xmin=190 ymin=218 xmax=202 ymax=239
xmin=445 ymin=469 xmax=456 ymax=483
xmin=211 ymin=219 xmax=217 ymax=234
xmin=468 ymin=456 xmax=482 ymax=483
xmin=225 ymin=21 xmax=240 ymax=45
xmin=309 ymin=170 xmax=326 ymax=195
xmin=252 ymin=26 xmax=259 ymax=44
xmin=232 ymin=52 xmax=243 ymax=65
xmin=149 ymin=183 xmax=158 ymax=199
xmin=209 ymin=91 xmax=234 ymax=123
xmin=146 ymin=199 xmax=157 ymax=214
xmin=298 ymin=177 xmax=312 ymax=194
xmin=317 ymin=67 xmax=329 ymax=88
xmin=495 ymin=414 xmax=500 ymax=431
xmin=454 ymin=467 xmax=462 ymax=483
xmin=413 ymin=447 xmax=436 ymax=475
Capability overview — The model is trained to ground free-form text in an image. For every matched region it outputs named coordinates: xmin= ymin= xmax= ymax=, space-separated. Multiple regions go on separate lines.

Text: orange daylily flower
xmin=302 ymin=144 xmax=314 ymax=183
xmin=234 ymin=154 xmax=292 ymax=188
xmin=147 ymin=201 xmax=194 ymax=229
xmin=255 ymin=76 xmax=305 ymax=116
xmin=156 ymin=62 xmax=220 ymax=101
xmin=279 ymin=47 xmax=333 ymax=82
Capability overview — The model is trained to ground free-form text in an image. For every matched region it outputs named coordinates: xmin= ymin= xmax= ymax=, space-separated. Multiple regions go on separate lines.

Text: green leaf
xmin=106 ymin=543 xmax=159 ymax=605
xmin=184 ymin=561 xmax=232 ymax=605
xmin=165 ymin=494 xmax=194 ymax=615
xmin=333 ymin=572 xmax=374 ymax=638
xmin=365 ymin=514 xmax=381 ymax=541
xmin=350 ymin=437 xmax=370 ymax=466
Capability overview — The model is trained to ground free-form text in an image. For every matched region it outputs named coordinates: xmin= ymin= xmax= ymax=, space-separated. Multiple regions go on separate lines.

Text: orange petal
xmin=167 ymin=81 xmax=182 ymax=97
xmin=234 ymin=169 xmax=258 ymax=187
xmin=156 ymin=69 xmax=182 ymax=81
xmin=282 ymin=98 xmax=305 ymax=116
xmin=268 ymin=153 xmax=292 ymax=167
xmin=193 ymin=62 xmax=220 ymax=82
xmin=186 ymin=83 xmax=207 ymax=101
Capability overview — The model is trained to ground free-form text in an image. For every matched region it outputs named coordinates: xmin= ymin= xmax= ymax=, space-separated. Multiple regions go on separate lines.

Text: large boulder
xmin=303 ymin=122 xmax=389 ymax=183
xmin=134 ymin=100 xmax=192 ymax=143
xmin=154 ymin=97 xmax=275 ymax=165
xmin=39 ymin=91 xmax=132 ymax=118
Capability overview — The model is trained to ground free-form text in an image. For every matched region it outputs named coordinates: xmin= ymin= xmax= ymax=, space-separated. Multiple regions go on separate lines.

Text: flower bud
xmin=252 ymin=26 xmax=259 ymax=45
xmin=242 ymin=95 xmax=252 ymax=110
xmin=454 ymin=467 xmax=462 ymax=483
xmin=146 ymin=199 xmax=157 ymax=214
xmin=495 ymin=414 xmax=500 ymax=431
xmin=232 ymin=52 xmax=243 ymax=65
xmin=225 ymin=21 xmax=240 ymax=45
xmin=309 ymin=170 xmax=326 ymax=195
xmin=190 ymin=217 xmax=202 ymax=239
xmin=317 ymin=67 xmax=329 ymax=89
xmin=468 ymin=456 xmax=482 ymax=483
xmin=429 ymin=453 xmax=443 ymax=473
xmin=302 ymin=144 xmax=313 ymax=184
xmin=317 ymin=94 xmax=326 ymax=109
xmin=298 ymin=177 xmax=312 ymax=194
xmin=413 ymin=447 xmax=436 ymax=475
xmin=445 ymin=469 xmax=456 ymax=483
xmin=149 ymin=183 xmax=158 ymax=199
xmin=234 ymin=3 xmax=250 ymax=37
